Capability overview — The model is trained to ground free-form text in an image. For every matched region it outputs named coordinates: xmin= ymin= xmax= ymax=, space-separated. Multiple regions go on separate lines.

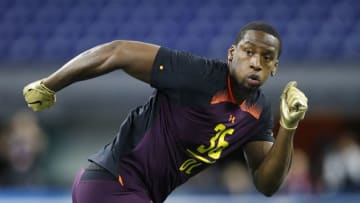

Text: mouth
xmin=247 ymin=74 xmax=261 ymax=87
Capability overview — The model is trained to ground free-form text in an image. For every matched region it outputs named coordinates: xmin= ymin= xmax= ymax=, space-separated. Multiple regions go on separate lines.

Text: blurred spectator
xmin=0 ymin=110 xmax=48 ymax=187
xmin=322 ymin=131 xmax=360 ymax=193
xmin=282 ymin=148 xmax=313 ymax=194
xmin=221 ymin=161 xmax=254 ymax=194
xmin=0 ymin=120 xmax=7 ymax=180
xmin=175 ymin=165 xmax=225 ymax=194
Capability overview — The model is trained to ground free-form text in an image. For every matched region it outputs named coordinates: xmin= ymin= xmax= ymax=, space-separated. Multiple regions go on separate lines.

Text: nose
xmin=250 ymin=54 xmax=262 ymax=71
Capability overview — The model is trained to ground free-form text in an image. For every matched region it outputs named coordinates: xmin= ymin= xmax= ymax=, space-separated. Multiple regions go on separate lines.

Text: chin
xmin=240 ymin=83 xmax=259 ymax=92
xmin=247 ymin=85 xmax=260 ymax=91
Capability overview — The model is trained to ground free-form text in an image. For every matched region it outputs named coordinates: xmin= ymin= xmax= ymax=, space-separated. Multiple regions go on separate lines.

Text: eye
xmin=245 ymin=49 xmax=253 ymax=56
xmin=263 ymin=55 xmax=273 ymax=62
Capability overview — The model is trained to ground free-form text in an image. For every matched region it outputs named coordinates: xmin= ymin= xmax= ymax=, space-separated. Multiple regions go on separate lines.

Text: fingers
xmin=280 ymin=81 xmax=308 ymax=129
xmin=28 ymin=103 xmax=41 ymax=112
xmin=282 ymin=81 xmax=297 ymax=96
xmin=281 ymin=81 xmax=308 ymax=111
xmin=23 ymin=80 xmax=56 ymax=112
xmin=285 ymin=81 xmax=297 ymax=89
xmin=286 ymin=86 xmax=308 ymax=112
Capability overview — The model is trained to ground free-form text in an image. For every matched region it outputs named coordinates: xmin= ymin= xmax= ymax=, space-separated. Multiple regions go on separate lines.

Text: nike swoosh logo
xmin=29 ymin=101 xmax=42 ymax=105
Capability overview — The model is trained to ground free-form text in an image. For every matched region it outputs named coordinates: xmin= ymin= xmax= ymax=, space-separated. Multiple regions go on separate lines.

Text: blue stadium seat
xmin=272 ymin=0 xmax=304 ymax=10
xmin=0 ymin=0 xmax=13 ymax=9
xmin=46 ymin=0 xmax=77 ymax=9
xmin=186 ymin=19 xmax=220 ymax=40
xmin=25 ymin=21 xmax=55 ymax=41
xmin=286 ymin=18 xmax=320 ymax=42
xmin=342 ymin=33 xmax=360 ymax=60
xmin=116 ymin=21 xmax=153 ymax=40
xmin=64 ymin=5 xmax=98 ymax=26
xmin=297 ymin=4 xmax=329 ymax=24
xmin=147 ymin=35 xmax=174 ymax=48
xmin=12 ymin=0 xmax=45 ymax=10
xmin=127 ymin=5 xmax=162 ymax=23
xmin=281 ymin=33 xmax=309 ymax=61
xmin=165 ymin=6 xmax=197 ymax=25
xmin=86 ymin=21 xmax=119 ymax=42
xmin=33 ymin=5 xmax=65 ymax=24
xmin=168 ymin=0 xmax=203 ymax=9
xmin=351 ymin=20 xmax=360 ymax=36
xmin=53 ymin=21 xmax=87 ymax=42
xmin=240 ymin=0 xmax=272 ymax=8
xmin=208 ymin=34 xmax=233 ymax=60
xmin=329 ymin=1 xmax=358 ymax=24
xmin=76 ymin=0 xmax=107 ymax=10
xmin=307 ymin=33 xmax=340 ymax=60
xmin=41 ymin=37 xmax=75 ymax=61
xmin=207 ymin=0 xmax=241 ymax=9
xmin=0 ymin=21 xmax=23 ymax=41
xmin=301 ymin=0 xmax=338 ymax=10
xmin=195 ymin=5 xmax=230 ymax=24
xmin=9 ymin=37 xmax=39 ymax=62
xmin=177 ymin=35 xmax=211 ymax=57
xmin=106 ymin=0 xmax=144 ymax=9
xmin=318 ymin=17 xmax=352 ymax=43
xmin=148 ymin=19 xmax=183 ymax=47
xmin=150 ymin=19 xmax=183 ymax=37
xmin=219 ymin=20 xmax=244 ymax=38
xmin=74 ymin=36 xmax=104 ymax=55
xmin=0 ymin=39 xmax=11 ymax=60
xmin=97 ymin=5 xmax=131 ymax=24
xmin=230 ymin=4 xmax=264 ymax=23
xmin=2 ymin=6 xmax=34 ymax=26
xmin=263 ymin=4 xmax=296 ymax=36
xmin=1 ymin=0 xmax=359 ymax=62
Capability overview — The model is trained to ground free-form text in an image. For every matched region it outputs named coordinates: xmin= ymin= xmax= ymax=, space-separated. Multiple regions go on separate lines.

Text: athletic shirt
xmin=88 ymin=47 xmax=274 ymax=203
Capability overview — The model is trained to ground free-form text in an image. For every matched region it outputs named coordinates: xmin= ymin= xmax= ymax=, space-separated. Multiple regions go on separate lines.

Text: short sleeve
xmin=150 ymin=47 xmax=228 ymax=94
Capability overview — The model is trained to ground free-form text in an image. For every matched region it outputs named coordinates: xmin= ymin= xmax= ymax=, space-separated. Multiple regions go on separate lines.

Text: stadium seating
xmin=0 ymin=0 xmax=359 ymax=62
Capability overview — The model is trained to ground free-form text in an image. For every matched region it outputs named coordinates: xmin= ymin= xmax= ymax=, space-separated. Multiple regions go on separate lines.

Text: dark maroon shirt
xmin=89 ymin=47 xmax=274 ymax=203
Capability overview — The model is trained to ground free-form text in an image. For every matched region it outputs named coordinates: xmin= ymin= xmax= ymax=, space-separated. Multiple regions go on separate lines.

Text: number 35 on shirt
xmin=179 ymin=123 xmax=234 ymax=174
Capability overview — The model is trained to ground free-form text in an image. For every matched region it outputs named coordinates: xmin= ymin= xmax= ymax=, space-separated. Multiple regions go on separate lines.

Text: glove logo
xmin=28 ymin=101 xmax=42 ymax=105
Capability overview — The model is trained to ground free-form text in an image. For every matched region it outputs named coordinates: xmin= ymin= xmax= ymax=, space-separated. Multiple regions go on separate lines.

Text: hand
xmin=23 ymin=80 xmax=56 ymax=112
xmin=279 ymin=81 xmax=308 ymax=130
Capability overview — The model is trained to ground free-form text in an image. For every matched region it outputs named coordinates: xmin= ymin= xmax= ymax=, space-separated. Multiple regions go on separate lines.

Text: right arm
xmin=23 ymin=40 xmax=160 ymax=111
xmin=44 ymin=40 xmax=160 ymax=91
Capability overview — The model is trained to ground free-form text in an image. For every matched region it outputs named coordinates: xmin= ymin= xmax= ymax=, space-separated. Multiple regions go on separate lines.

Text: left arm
xmin=243 ymin=128 xmax=294 ymax=196
xmin=243 ymin=81 xmax=308 ymax=196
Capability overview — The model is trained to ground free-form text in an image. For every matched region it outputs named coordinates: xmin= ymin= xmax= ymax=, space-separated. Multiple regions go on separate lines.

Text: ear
xmin=227 ymin=45 xmax=235 ymax=62
xmin=271 ymin=60 xmax=279 ymax=76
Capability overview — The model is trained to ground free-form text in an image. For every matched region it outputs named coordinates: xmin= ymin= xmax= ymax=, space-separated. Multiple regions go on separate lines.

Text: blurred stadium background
xmin=1 ymin=0 xmax=360 ymax=202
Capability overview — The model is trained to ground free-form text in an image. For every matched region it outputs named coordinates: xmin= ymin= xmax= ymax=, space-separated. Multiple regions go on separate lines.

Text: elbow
xmin=259 ymin=188 xmax=277 ymax=197
xmin=107 ymin=40 xmax=126 ymax=55
xmin=256 ymin=185 xmax=279 ymax=197
xmin=254 ymin=177 xmax=282 ymax=197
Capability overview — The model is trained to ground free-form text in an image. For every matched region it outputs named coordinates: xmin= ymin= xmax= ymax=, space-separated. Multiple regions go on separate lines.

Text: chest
xmin=163 ymin=101 xmax=263 ymax=151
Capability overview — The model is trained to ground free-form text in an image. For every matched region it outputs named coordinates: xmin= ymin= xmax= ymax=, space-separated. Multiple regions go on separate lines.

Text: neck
xmin=228 ymin=76 xmax=254 ymax=104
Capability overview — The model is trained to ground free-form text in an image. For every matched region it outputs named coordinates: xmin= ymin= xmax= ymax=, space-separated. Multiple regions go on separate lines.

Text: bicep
xmin=111 ymin=40 xmax=160 ymax=83
xmin=243 ymin=141 xmax=273 ymax=175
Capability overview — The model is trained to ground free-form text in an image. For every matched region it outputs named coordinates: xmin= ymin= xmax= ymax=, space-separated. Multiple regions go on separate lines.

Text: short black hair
xmin=235 ymin=21 xmax=282 ymax=57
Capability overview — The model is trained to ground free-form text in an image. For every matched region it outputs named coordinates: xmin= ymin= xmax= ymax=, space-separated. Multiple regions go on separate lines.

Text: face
xmin=228 ymin=30 xmax=280 ymax=90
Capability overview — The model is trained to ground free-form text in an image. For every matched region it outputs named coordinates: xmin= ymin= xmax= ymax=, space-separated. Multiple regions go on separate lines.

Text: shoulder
xmin=246 ymin=89 xmax=273 ymax=121
xmin=155 ymin=47 xmax=228 ymax=72
xmin=152 ymin=47 xmax=229 ymax=94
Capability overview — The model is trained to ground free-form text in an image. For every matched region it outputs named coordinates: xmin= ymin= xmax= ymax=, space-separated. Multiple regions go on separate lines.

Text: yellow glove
xmin=279 ymin=81 xmax=308 ymax=130
xmin=23 ymin=80 xmax=56 ymax=112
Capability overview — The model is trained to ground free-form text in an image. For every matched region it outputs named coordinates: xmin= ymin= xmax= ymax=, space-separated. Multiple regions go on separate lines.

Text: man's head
xmin=228 ymin=21 xmax=281 ymax=90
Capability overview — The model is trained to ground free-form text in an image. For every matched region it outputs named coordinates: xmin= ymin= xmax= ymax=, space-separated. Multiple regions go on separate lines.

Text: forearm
xmin=254 ymin=127 xmax=295 ymax=196
xmin=43 ymin=41 xmax=121 ymax=92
